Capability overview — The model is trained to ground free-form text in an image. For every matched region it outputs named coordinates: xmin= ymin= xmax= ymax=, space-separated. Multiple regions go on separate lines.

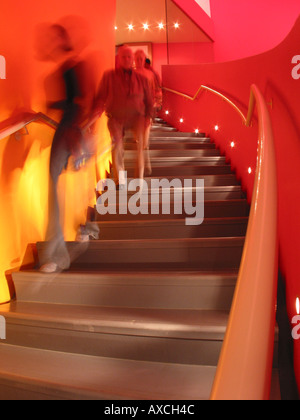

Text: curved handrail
xmin=209 ymin=84 xmax=278 ymax=399
xmin=163 ymin=85 xmax=247 ymax=125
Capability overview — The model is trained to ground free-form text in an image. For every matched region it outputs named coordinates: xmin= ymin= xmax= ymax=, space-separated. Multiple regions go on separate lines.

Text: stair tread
xmin=0 ymin=343 xmax=215 ymax=400
xmin=13 ymin=268 xmax=239 ymax=282
xmin=95 ymin=217 xmax=248 ymax=227
xmin=1 ymin=301 xmax=229 ymax=340
xmin=37 ymin=237 xmax=245 ymax=251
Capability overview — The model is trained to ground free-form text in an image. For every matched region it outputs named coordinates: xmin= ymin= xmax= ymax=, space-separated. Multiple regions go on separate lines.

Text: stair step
xmin=0 ymin=302 xmax=228 ymax=365
xmin=12 ymin=270 xmax=237 ymax=309
xmin=150 ymin=131 xmax=207 ymax=138
xmin=0 ymin=343 xmax=215 ymax=400
xmin=125 ymin=155 xmax=227 ymax=165
xmin=95 ymin=199 xmax=250 ymax=221
xmin=125 ymin=142 xmax=216 ymax=150
xmin=97 ymin=185 xmax=245 ymax=204
xmin=151 ymin=125 xmax=178 ymax=132
xmin=125 ymin=149 xmax=221 ymax=158
xmin=149 ymin=135 xmax=210 ymax=142
xmin=133 ymin=174 xmax=240 ymax=187
xmin=127 ymin=165 xmax=233 ymax=177
xmin=95 ymin=218 xmax=248 ymax=239
xmin=36 ymin=237 xmax=245 ymax=271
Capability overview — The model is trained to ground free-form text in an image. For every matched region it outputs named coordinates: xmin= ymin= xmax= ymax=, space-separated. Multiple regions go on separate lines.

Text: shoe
xmin=76 ymin=223 xmax=100 ymax=241
xmin=39 ymin=262 xmax=58 ymax=273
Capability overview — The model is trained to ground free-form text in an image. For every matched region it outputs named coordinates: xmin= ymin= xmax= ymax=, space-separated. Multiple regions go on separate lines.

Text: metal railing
xmin=163 ymin=85 xmax=247 ymax=125
xmin=0 ymin=110 xmax=101 ymax=142
xmin=0 ymin=112 xmax=58 ymax=141
xmin=164 ymin=83 xmax=278 ymax=399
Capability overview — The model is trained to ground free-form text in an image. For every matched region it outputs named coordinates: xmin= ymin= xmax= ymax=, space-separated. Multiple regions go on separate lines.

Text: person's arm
xmin=92 ymin=70 xmax=110 ymax=119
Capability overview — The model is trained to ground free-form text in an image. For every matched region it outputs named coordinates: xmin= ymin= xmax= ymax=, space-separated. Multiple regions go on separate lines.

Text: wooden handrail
xmin=164 ymin=83 xmax=278 ymax=399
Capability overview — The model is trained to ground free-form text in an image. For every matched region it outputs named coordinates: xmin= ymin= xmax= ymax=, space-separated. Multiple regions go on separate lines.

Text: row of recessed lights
xmin=164 ymin=110 xmax=253 ymax=174
xmin=115 ymin=22 xmax=180 ymax=31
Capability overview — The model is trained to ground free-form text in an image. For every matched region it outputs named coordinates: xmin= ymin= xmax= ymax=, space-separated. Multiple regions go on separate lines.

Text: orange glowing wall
xmin=0 ymin=0 xmax=116 ymax=303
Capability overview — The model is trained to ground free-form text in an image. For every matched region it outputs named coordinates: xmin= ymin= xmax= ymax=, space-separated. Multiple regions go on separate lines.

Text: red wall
xmin=161 ymin=16 xmax=300 ymax=391
xmin=152 ymin=42 xmax=215 ymax=78
xmin=210 ymin=0 xmax=300 ymax=62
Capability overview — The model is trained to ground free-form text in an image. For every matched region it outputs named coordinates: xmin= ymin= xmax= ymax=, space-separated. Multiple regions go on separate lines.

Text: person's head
xmin=35 ymin=23 xmax=73 ymax=62
xmin=134 ymin=49 xmax=146 ymax=70
xmin=50 ymin=24 xmax=73 ymax=53
xmin=118 ymin=45 xmax=134 ymax=70
xmin=145 ymin=58 xmax=151 ymax=69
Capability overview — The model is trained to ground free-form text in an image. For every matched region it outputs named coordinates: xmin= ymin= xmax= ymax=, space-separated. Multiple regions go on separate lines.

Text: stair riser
xmin=150 ymin=131 xmax=205 ymax=137
xmin=125 ymin=157 xmax=226 ymax=165
xmin=95 ymin=201 xmax=249 ymax=221
xmin=36 ymin=240 xmax=244 ymax=270
xmin=125 ymin=143 xmax=216 ymax=150
xmin=133 ymin=175 xmax=239 ymax=187
xmin=95 ymin=189 xmax=244 ymax=224
xmin=126 ymin=166 xmax=232 ymax=176
xmin=13 ymin=273 xmax=236 ymax=309
xmin=4 ymin=323 xmax=224 ymax=366
xmin=125 ymin=150 xmax=221 ymax=158
xmin=97 ymin=222 xmax=247 ymax=239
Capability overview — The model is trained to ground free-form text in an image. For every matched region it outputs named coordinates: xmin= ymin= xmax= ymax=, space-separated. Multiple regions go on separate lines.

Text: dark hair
xmin=51 ymin=24 xmax=73 ymax=52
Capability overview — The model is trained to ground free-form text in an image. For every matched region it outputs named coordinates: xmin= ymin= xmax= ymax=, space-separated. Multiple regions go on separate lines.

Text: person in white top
xmin=134 ymin=49 xmax=157 ymax=175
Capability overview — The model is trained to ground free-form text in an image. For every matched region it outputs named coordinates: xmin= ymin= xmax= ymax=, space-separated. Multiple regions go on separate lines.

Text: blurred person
xmin=134 ymin=49 xmax=156 ymax=175
xmin=94 ymin=45 xmax=154 ymax=187
xmin=36 ymin=23 xmax=98 ymax=273
xmin=144 ymin=58 xmax=163 ymax=112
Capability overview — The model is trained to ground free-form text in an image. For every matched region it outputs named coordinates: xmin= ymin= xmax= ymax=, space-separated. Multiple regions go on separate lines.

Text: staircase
xmin=0 ymin=119 xmax=278 ymax=400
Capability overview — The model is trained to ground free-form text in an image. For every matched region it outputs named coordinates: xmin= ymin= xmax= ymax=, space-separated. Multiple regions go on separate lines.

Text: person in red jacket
xmin=95 ymin=45 xmax=154 ymax=188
